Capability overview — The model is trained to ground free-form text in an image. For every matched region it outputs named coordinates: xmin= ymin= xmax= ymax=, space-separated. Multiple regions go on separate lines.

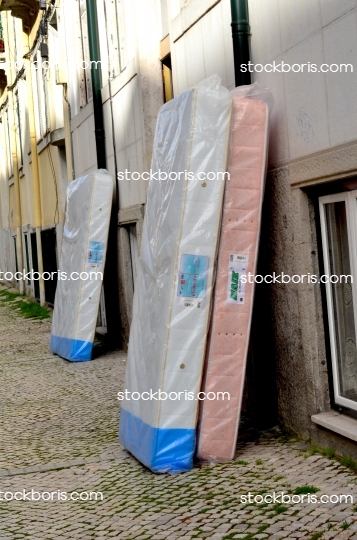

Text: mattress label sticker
xmin=227 ymin=254 xmax=248 ymax=304
xmin=88 ymin=241 xmax=104 ymax=265
xmin=177 ymin=254 xmax=209 ymax=309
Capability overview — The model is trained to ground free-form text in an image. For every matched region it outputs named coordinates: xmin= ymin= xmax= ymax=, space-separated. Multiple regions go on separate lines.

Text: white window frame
xmin=319 ymin=190 xmax=357 ymax=411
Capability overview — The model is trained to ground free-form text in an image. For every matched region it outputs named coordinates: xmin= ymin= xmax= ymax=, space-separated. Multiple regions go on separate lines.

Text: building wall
xmin=169 ymin=0 xmax=235 ymax=93
xmin=248 ymin=0 xmax=357 ymax=446
xmin=2 ymin=0 xmax=352 ymax=453
xmin=0 ymin=9 xmax=66 ymax=303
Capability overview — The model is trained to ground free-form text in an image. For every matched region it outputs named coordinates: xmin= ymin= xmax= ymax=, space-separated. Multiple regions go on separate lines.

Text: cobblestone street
xmin=1 ymin=290 xmax=357 ymax=539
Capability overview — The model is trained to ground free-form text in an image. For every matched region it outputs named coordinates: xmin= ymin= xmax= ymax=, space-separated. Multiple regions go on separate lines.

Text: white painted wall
xmin=67 ymin=0 xmax=163 ymax=212
xmin=170 ymin=0 xmax=235 ymax=94
xmin=248 ymin=0 xmax=357 ymax=167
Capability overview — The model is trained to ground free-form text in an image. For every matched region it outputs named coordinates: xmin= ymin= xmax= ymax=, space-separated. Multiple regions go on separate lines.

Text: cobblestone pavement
xmin=1 ymin=291 xmax=357 ymax=539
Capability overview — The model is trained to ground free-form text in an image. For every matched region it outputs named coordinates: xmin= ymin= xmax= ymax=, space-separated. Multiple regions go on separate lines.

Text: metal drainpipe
xmin=86 ymin=0 xmax=106 ymax=168
xmin=86 ymin=0 xmax=121 ymax=349
xmin=231 ymin=0 xmax=251 ymax=87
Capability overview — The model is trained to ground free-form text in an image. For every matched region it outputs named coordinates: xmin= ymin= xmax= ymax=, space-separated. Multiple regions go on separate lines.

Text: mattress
xmin=50 ymin=169 xmax=114 ymax=362
xmin=196 ymin=93 xmax=269 ymax=462
xmin=119 ymin=76 xmax=232 ymax=473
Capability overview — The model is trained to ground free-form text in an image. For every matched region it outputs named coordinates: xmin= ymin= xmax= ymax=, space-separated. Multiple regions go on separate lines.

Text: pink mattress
xmin=196 ymin=95 xmax=269 ymax=462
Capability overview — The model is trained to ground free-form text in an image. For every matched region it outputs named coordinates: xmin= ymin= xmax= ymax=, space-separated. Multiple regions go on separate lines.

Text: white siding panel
xmin=323 ymin=12 xmax=357 ymax=147
xmin=283 ymin=32 xmax=329 ymax=159
xmin=249 ymin=0 xmax=283 ymax=64
xmin=72 ymin=114 xmax=97 ymax=177
xmin=278 ymin=0 xmax=321 ymax=52
xmin=221 ymin=0 xmax=235 ymax=90
xmin=112 ymin=91 xmax=126 ymax=152
xmin=132 ymin=77 xmax=143 ymax=143
xmin=321 ymin=0 xmax=356 ymax=27
xmin=121 ymin=82 xmax=136 ymax=147
xmin=117 ymin=149 xmax=131 ymax=209
xmin=172 ymin=36 xmax=188 ymax=95
xmin=125 ymin=142 xmax=140 ymax=207
xmin=103 ymin=99 xmax=114 ymax=162
xmin=201 ymin=4 xmax=227 ymax=86
xmin=135 ymin=139 xmax=147 ymax=203
xmin=184 ymin=21 xmax=205 ymax=88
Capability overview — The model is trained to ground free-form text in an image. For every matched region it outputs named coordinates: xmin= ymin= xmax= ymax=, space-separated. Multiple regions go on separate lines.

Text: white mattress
xmin=119 ymin=76 xmax=232 ymax=473
xmin=50 ymin=170 xmax=114 ymax=361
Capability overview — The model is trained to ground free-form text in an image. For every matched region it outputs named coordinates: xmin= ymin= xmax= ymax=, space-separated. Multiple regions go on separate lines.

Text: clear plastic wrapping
xmin=196 ymin=84 xmax=272 ymax=462
xmin=50 ymin=170 xmax=114 ymax=362
xmin=119 ymin=75 xmax=232 ymax=473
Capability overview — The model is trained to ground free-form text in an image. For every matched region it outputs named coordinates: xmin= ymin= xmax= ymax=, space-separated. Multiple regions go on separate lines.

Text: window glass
xmin=325 ymin=201 xmax=357 ymax=403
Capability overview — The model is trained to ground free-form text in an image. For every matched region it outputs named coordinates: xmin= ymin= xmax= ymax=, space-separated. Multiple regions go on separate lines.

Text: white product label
xmin=176 ymin=254 xmax=209 ymax=309
xmin=227 ymin=254 xmax=248 ymax=304
xmin=88 ymin=241 xmax=104 ymax=266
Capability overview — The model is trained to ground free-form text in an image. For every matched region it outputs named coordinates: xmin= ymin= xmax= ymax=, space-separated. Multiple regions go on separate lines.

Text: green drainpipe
xmin=231 ymin=0 xmax=251 ymax=87
xmin=86 ymin=0 xmax=106 ymax=168
xmin=86 ymin=0 xmax=121 ymax=349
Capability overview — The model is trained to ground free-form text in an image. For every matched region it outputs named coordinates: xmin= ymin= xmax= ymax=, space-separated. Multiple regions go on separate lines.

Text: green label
xmin=230 ymin=271 xmax=239 ymax=301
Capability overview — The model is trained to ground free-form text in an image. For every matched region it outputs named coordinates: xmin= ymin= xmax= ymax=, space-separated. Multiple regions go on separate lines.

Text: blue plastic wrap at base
xmin=119 ymin=408 xmax=195 ymax=473
xmin=50 ymin=335 xmax=93 ymax=362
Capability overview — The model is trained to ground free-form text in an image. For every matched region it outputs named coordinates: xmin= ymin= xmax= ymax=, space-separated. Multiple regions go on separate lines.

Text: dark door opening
xmin=41 ymin=228 xmax=58 ymax=304
xmin=30 ymin=232 xmax=40 ymax=300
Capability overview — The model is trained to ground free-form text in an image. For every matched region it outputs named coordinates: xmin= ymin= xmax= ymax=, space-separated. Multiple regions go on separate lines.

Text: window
xmin=101 ymin=0 xmax=127 ymax=78
xmin=104 ymin=0 xmax=120 ymax=78
xmin=77 ymin=0 xmax=93 ymax=106
xmin=0 ymin=13 xmax=4 ymax=53
xmin=4 ymin=108 xmax=13 ymax=178
xmin=115 ymin=0 xmax=127 ymax=71
xmin=15 ymin=90 xmax=23 ymax=166
xmin=34 ymin=50 xmax=51 ymax=138
xmin=320 ymin=191 xmax=357 ymax=411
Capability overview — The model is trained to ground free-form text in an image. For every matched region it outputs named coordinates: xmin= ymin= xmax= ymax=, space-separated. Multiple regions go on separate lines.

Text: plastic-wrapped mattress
xmin=196 ymin=86 xmax=270 ymax=462
xmin=50 ymin=169 xmax=114 ymax=362
xmin=119 ymin=75 xmax=232 ymax=473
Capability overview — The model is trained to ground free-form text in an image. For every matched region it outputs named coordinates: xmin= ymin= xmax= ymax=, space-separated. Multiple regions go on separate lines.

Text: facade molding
xmin=288 ymin=140 xmax=357 ymax=188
